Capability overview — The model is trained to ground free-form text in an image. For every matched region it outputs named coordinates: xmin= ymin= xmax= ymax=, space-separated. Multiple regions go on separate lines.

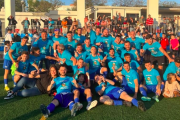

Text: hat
xmin=54 ymin=29 xmax=60 ymax=32
xmin=175 ymin=57 xmax=180 ymax=63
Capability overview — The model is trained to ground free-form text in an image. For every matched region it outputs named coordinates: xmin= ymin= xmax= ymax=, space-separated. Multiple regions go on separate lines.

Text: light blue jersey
xmin=95 ymin=82 xmax=116 ymax=95
xmin=126 ymin=37 xmax=145 ymax=50
xmin=52 ymin=36 xmax=67 ymax=45
xmin=163 ymin=62 xmax=180 ymax=81
xmin=85 ymin=54 xmax=103 ymax=74
xmin=4 ymin=42 xmax=28 ymax=61
xmin=143 ymin=68 xmax=160 ymax=85
xmin=54 ymin=76 xmax=74 ymax=94
xmin=112 ymin=42 xmax=124 ymax=56
xmin=107 ymin=56 xmax=123 ymax=73
xmin=57 ymin=50 xmax=73 ymax=66
xmin=65 ymin=40 xmax=77 ymax=55
xmin=28 ymin=54 xmax=46 ymax=71
xmin=17 ymin=60 xmax=33 ymax=74
xmin=121 ymin=69 xmax=138 ymax=89
xmin=33 ymin=38 xmax=54 ymax=55
xmin=121 ymin=49 xmax=137 ymax=60
xmin=73 ymin=34 xmax=86 ymax=43
xmin=73 ymin=66 xmax=87 ymax=79
xmin=83 ymin=44 xmax=92 ymax=55
xmin=143 ymin=42 xmax=163 ymax=57
xmin=129 ymin=60 xmax=140 ymax=71
xmin=75 ymin=52 xmax=88 ymax=61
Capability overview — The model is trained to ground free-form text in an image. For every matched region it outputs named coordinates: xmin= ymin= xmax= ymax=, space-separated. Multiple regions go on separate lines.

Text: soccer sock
xmin=4 ymin=79 xmax=8 ymax=86
xmin=47 ymin=103 xmax=56 ymax=113
xmin=69 ymin=102 xmax=74 ymax=110
xmin=131 ymin=98 xmax=138 ymax=107
xmin=87 ymin=97 xmax=92 ymax=102
xmin=103 ymin=71 xmax=108 ymax=78
xmin=139 ymin=87 xmax=147 ymax=97
xmin=113 ymin=100 xmax=123 ymax=106
xmin=160 ymin=84 xmax=165 ymax=91
xmin=74 ymin=98 xmax=79 ymax=103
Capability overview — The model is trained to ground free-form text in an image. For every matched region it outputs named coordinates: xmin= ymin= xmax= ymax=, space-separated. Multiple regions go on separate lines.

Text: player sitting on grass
xmin=139 ymin=60 xmax=164 ymax=102
xmin=40 ymin=65 xmax=81 ymax=118
xmin=13 ymin=51 xmax=39 ymax=84
xmin=163 ymin=73 xmax=180 ymax=98
xmin=94 ymin=74 xmax=146 ymax=111
xmin=73 ymin=73 xmax=98 ymax=111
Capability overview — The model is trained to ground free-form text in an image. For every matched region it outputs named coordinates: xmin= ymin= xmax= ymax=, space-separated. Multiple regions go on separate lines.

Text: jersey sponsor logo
xmin=43 ymin=46 xmax=46 ymax=50
xmin=127 ymin=78 xmax=130 ymax=82
xmin=147 ymin=77 xmax=151 ymax=81
xmin=61 ymin=83 xmax=66 ymax=87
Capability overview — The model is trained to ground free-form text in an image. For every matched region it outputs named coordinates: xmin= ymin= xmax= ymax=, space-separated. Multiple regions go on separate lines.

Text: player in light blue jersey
xmin=121 ymin=62 xmax=139 ymax=98
xmin=32 ymin=31 xmax=55 ymax=69
xmin=83 ymin=38 xmax=93 ymax=56
xmin=3 ymin=36 xmax=28 ymax=91
xmin=163 ymin=57 xmax=180 ymax=81
xmin=107 ymin=48 xmax=123 ymax=80
xmin=40 ymin=65 xmax=81 ymax=118
xmin=64 ymin=31 xmax=78 ymax=55
xmin=52 ymin=29 xmax=67 ymax=44
xmin=73 ymin=28 xmax=86 ymax=43
xmin=85 ymin=46 xmax=107 ymax=80
xmin=140 ymin=34 xmax=173 ymax=79
xmin=126 ymin=31 xmax=145 ymax=52
xmin=74 ymin=43 xmax=88 ymax=61
xmin=111 ymin=35 xmax=124 ymax=57
xmin=121 ymin=41 xmax=140 ymax=62
xmin=139 ymin=60 xmax=163 ymax=102
xmin=94 ymin=74 xmax=146 ymax=111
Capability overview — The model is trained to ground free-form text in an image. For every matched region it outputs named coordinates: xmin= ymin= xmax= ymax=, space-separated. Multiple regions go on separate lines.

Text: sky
xmin=61 ymin=0 xmax=180 ymax=5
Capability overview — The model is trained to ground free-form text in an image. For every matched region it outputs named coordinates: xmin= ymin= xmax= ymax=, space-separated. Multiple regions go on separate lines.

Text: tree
xmin=159 ymin=0 xmax=179 ymax=8
xmin=73 ymin=0 xmax=107 ymax=8
xmin=112 ymin=0 xmax=145 ymax=7
xmin=49 ymin=0 xmax=63 ymax=10
xmin=0 ymin=0 xmax=22 ymax=12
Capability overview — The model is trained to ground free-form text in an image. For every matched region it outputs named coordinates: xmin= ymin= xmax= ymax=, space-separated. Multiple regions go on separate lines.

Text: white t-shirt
xmin=5 ymin=33 xmax=12 ymax=42
xmin=4 ymin=45 xmax=10 ymax=57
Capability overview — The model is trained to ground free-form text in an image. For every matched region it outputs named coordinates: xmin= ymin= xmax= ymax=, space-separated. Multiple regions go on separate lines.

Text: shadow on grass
xmin=12 ymin=109 xmax=40 ymax=120
xmin=0 ymin=96 xmax=23 ymax=107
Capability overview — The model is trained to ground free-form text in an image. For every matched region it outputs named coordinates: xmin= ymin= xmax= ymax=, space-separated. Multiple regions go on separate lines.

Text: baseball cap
xmin=175 ymin=57 xmax=180 ymax=63
xmin=54 ymin=29 xmax=60 ymax=32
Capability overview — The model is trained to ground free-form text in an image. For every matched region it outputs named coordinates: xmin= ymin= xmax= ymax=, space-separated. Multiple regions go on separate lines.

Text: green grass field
xmin=1 ymin=64 xmax=180 ymax=120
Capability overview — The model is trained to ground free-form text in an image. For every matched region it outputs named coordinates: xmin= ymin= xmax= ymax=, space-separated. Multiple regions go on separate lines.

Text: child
xmin=170 ymin=34 xmax=179 ymax=59
xmin=13 ymin=51 xmax=39 ymax=84
xmin=4 ymin=41 xmax=10 ymax=58
xmin=163 ymin=73 xmax=180 ymax=98
xmin=73 ymin=73 xmax=98 ymax=111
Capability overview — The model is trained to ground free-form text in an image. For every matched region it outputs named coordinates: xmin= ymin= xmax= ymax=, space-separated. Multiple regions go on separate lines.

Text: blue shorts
xmin=53 ymin=93 xmax=74 ymax=108
xmin=106 ymin=87 xmax=124 ymax=100
xmin=3 ymin=59 xmax=12 ymax=70
xmin=123 ymin=86 xmax=135 ymax=94
xmin=73 ymin=88 xmax=86 ymax=101
xmin=145 ymin=85 xmax=156 ymax=93
xmin=90 ymin=67 xmax=101 ymax=80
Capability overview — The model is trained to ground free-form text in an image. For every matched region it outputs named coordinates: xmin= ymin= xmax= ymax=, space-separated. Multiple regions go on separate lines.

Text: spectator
xmin=129 ymin=17 xmax=136 ymax=32
xmin=12 ymin=33 xmax=21 ymax=42
xmin=57 ymin=17 xmax=62 ymax=30
xmin=67 ymin=17 xmax=73 ymax=31
xmin=160 ymin=33 xmax=169 ymax=50
xmin=161 ymin=17 xmax=167 ymax=34
xmin=170 ymin=34 xmax=179 ymax=59
xmin=94 ymin=19 xmax=100 ymax=26
xmin=73 ymin=18 xmax=78 ymax=27
xmin=146 ymin=14 xmax=154 ymax=33
xmin=5 ymin=29 xmax=12 ymax=44
xmin=101 ymin=20 xmax=107 ymax=32
xmin=40 ymin=17 xmax=49 ymax=30
xmin=7 ymin=15 xmax=17 ymax=32
xmin=21 ymin=17 xmax=30 ymax=34
xmin=107 ymin=18 xmax=112 ymax=30
xmin=48 ymin=18 xmax=55 ymax=33
xmin=33 ymin=19 xmax=41 ymax=33
xmin=139 ymin=15 xmax=144 ymax=25
xmin=0 ymin=19 xmax=2 ymax=37
xmin=175 ymin=16 xmax=180 ymax=35
xmin=111 ymin=16 xmax=117 ymax=32
xmin=61 ymin=19 xmax=68 ymax=36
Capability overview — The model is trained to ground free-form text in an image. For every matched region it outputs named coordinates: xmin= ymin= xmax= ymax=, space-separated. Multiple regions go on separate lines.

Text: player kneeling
xmin=94 ymin=75 xmax=146 ymax=111
xmin=73 ymin=73 xmax=98 ymax=110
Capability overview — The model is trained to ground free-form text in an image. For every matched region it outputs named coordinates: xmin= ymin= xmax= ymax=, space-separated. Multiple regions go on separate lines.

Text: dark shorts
xmin=123 ymin=86 xmax=135 ymax=94
xmin=77 ymin=88 xmax=86 ymax=101
xmin=90 ymin=67 xmax=101 ymax=80
xmin=145 ymin=85 xmax=156 ymax=93
xmin=3 ymin=59 xmax=12 ymax=70
xmin=172 ymin=50 xmax=178 ymax=56
xmin=53 ymin=93 xmax=74 ymax=108
xmin=150 ymin=55 xmax=165 ymax=66
xmin=106 ymin=87 xmax=124 ymax=100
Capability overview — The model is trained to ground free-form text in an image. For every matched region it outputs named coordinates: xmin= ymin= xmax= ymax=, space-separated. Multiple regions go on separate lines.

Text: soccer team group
xmin=2 ymin=25 xmax=180 ymax=118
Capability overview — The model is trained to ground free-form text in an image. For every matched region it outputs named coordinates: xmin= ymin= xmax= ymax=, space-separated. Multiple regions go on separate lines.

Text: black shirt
xmin=67 ymin=19 xmax=72 ymax=25
xmin=36 ymin=71 xmax=52 ymax=94
xmin=13 ymin=35 xmax=21 ymax=42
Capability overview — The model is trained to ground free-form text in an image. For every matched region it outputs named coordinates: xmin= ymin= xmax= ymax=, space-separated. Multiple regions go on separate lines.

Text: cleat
xmin=86 ymin=100 xmax=98 ymax=110
xmin=141 ymin=96 xmax=151 ymax=102
xmin=123 ymin=101 xmax=132 ymax=107
xmin=138 ymin=101 xmax=146 ymax=112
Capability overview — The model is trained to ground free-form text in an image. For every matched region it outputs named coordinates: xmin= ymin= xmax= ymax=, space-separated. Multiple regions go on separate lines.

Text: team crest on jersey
xmin=147 ymin=77 xmax=151 ymax=81
xmin=61 ymin=83 xmax=66 ymax=87
xmin=18 ymin=49 xmax=23 ymax=54
xmin=23 ymin=66 xmax=26 ymax=70
xmin=127 ymin=78 xmax=129 ymax=82
xmin=105 ymin=41 xmax=108 ymax=44
xmin=151 ymin=50 xmax=155 ymax=53
xmin=94 ymin=61 xmax=97 ymax=65
xmin=113 ymin=63 xmax=116 ymax=66
xmin=43 ymin=46 xmax=46 ymax=49
xmin=68 ymin=46 xmax=71 ymax=49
